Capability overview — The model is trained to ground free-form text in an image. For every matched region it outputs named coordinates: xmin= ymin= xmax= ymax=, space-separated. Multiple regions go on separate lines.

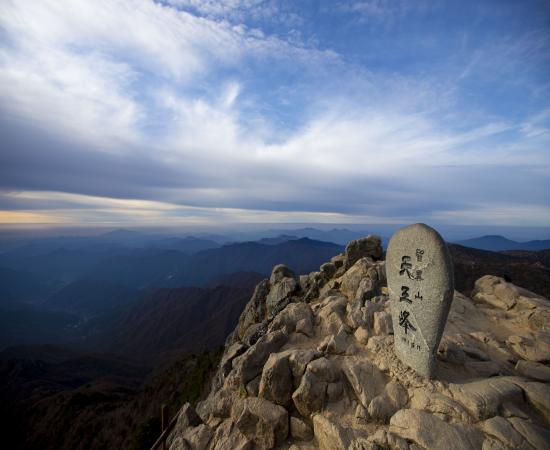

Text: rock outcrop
xmin=167 ymin=236 xmax=550 ymax=450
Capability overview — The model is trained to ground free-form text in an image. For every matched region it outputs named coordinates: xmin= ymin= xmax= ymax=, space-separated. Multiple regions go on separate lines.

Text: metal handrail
xmin=150 ymin=405 xmax=178 ymax=450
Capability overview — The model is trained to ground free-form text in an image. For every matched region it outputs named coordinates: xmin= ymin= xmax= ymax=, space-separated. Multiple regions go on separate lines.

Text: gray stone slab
xmin=386 ymin=223 xmax=454 ymax=378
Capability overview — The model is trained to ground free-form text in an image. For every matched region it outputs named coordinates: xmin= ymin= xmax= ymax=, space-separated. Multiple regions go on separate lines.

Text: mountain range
xmin=0 ymin=236 xmax=343 ymax=351
xmin=0 ymin=235 xmax=343 ymax=293
xmin=455 ymin=234 xmax=550 ymax=251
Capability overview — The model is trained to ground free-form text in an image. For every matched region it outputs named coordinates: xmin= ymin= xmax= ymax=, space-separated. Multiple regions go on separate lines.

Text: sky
xmin=0 ymin=0 xmax=549 ymax=229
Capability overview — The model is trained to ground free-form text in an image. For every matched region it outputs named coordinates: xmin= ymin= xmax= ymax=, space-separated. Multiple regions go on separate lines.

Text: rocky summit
xmin=165 ymin=235 xmax=550 ymax=450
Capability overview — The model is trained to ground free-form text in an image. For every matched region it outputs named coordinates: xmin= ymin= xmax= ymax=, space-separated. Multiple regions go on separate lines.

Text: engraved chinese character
xmin=399 ymin=286 xmax=412 ymax=303
xmin=414 ymin=269 xmax=423 ymax=281
xmin=415 ymin=249 xmax=424 ymax=262
xmin=415 ymin=291 xmax=423 ymax=301
xmin=399 ymin=255 xmax=413 ymax=278
xmin=399 ymin=310 xmax=416 ymax=334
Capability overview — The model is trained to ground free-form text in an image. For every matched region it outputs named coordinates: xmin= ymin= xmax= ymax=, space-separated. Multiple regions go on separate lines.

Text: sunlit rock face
xmin=167 ymin=231 xmax=550 ymax=450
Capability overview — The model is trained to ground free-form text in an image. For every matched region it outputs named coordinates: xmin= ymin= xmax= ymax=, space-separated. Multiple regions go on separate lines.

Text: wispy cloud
xmin=332 ymin=0 xmax=418 ymax=24
xmin=165 ymin=0 xmax=304 ymax=27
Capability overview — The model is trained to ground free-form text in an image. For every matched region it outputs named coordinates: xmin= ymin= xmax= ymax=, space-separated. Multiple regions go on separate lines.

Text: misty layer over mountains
xmin=1 ymin=227 xmax=550 ymax=352
xmin=0 ymin=231 xmax=344 ymax=352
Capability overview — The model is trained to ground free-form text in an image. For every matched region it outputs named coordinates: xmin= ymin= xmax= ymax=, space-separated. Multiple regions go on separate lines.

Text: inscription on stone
xmin=386 ymin=223 xmax=454 ymax=378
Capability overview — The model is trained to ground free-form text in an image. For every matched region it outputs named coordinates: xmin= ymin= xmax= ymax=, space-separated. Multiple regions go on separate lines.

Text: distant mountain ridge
xmin=0 ymin=236 xmax=344 ymax=294
xmin=160 ymin=237 xmax=344 ymax=287
xmin=256 ymin=235 xmax=300 ymax=245
xmin=456 ymin=234 xmax=550 ymax=251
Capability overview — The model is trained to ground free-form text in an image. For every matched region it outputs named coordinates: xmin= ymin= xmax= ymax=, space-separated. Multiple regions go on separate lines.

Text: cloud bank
xmin=0 ymin=0 xmax=549 ymax=227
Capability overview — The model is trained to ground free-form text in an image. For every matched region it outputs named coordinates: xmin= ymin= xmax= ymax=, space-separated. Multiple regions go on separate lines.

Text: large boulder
xmin=342 ymin=358 xmax=386 ymax=409
xmin=168 ymin=436 xmax=190 ymax=450
xmin=312 ymin=414 xmax=352 ymax=450
xmin=480 ymin=417 xmax=533 ymax=450
xmin=389 ymin=409 xmax=485 ymax=450
xmin=292 ymin=357 xmax=340 ymax=417
xmin=209 ymin=419 xmax=252 ymax=450
xmin=307 ymin=356 xmax=341 ymax=382
xmin=516 ymin=360 xmax=550 ymax=382
xmin=304 ymin=271 xmax=329 ymax=301
xmin=174 ymin=403 xmax=202 ymax=431
xmin=258 ymin=352 xmax=293 ymax=406
xmin=232 ymin=397 xmax=289 ymax=450
xmin=518 ymin=381 xmax=550 ymax=424
xmin=292 ymin=369 xmax=327 ymax=418
xmin=367 ymin=381 xmax=408 ymax=423
xmin=196 ymin=389 xmax=233 ymax=423
xmin=290 ymin=416 xmax=313 ymax=441
xmin=354 ymin=326 xmax=369 ymax=345
xmin=318 ymin=295 xmax=348 ymax=335
xmin=367 ymin=429 xmax=408 ymax=450
xmin=472 ymin=276 xmax=550 ymax=341
xmin=506 ymin=332 xmax=550 ymax=362
xmin=182 ymin=424 xmax=212 ymax=450
xmin=448 ymin=377 xmax=524 ymax=421
xmin=268 ymin=302 xmax=313 ymax=336
xmin=347 ymin=298 xmax=383 ymax=330
xmin=317 ymin=325 xmax=349 ymax=355
xmin=340 ymin=258 xmax=378 ymax=301
xmin=287 ymin=349 xmax=320 ymax=384
xmin=472 ymin=275 xmax=519 ymax=310
xmin=410 ymin=389 xmax=473 ymax=423
xmin=320 ymin=262 xmax=337 ymax=278
xmin=220 ymin=343 xmax=248 ymax=377
xmin=508 ymin=417 xmax=550 ymax=450
xmin=528 ymin=308 xmax=550 ymax=333
xmin=237 ymin=279 xmax=270 ymax=339
xmin=266 ymin=277 xmax=298 ymax=318
xmin=312 ymin=415 xmax=374 ymax=450
xmin=343 ymin=235 xmax=383 ymax=269
xmin=270 ymin=264 xmax=295 ymax=284
xmin=228 ymin=330 xmax=288 ymax=389
xmin=241 ymin=322 xmax=268 ymax=347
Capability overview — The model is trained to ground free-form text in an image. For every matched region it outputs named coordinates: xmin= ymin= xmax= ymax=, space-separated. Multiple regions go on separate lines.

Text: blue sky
xmin=0 ymin=0 xmax=549 ymax=228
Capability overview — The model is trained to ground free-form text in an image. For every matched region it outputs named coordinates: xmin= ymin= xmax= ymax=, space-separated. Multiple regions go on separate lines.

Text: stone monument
xmin=386 ymin=223 xmax=454 ymax=377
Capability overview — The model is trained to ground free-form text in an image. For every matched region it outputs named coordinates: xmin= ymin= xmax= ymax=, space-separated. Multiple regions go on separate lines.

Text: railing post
xmin=161 ymin=405 xmax=167 ymax=450
xmin=150 ymin=405 xmax=178 ymax=450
